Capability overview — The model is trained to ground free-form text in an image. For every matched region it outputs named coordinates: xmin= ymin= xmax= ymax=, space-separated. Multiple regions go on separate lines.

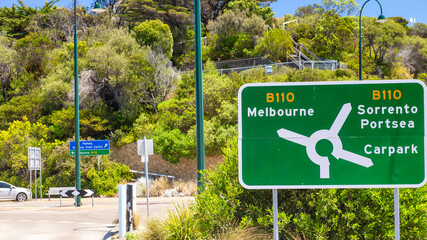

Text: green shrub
xmin=163 ymin=203 xmax=202 ymax=239
xmin=335 ymin=69 xmax=354 ymax=79
xmin=108 ymin=129 xmax=134 ymax=148
xmin=152 ymin=128 xmax=195 ymax=163
xmin=131 ymin=20 xmax=174 ymax=59
xmin=156 ymin=98 xmax=195 ymax=132
xmin=195 ymin=138 xmax=243 ymax=236
xmin=85 ymin=160 xmax=132 ymax=196
xmin=194 ymin=138 xmax=427 ymax=239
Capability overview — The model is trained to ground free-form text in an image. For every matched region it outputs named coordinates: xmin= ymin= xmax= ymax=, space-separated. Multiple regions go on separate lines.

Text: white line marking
xmin=58 ymin=221 xmax=74 ymax=224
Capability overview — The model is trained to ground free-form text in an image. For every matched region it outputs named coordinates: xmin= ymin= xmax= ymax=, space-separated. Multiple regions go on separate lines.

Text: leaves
xmin=132 ymin=19 xmax=174 ymax=59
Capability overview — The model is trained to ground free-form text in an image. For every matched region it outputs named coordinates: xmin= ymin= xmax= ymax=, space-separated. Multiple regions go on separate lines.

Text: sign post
xmin=138 ymin=137 xmax=154 ymax=216
xmin=28 ymin=147 xmax=42 ymax=200
xmin=239 ymin=80 xmax=426 ymax=239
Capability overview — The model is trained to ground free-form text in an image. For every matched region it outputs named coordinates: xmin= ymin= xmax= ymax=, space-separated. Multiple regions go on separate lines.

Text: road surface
xmin=0 ymin=196 xmax=194 ymax=240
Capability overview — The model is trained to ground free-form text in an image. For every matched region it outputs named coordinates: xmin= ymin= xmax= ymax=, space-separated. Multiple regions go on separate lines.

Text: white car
xmin=0 ymin=181 xmax=32 ymax=202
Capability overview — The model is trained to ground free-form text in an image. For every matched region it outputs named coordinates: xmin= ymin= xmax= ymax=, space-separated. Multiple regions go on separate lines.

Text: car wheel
xmin=16 ymin=192 xmax=27 ymax=202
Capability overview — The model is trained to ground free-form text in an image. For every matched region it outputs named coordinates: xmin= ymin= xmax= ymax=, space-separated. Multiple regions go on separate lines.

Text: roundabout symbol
xmin=277 ymin=103 xmax=373 ymax=179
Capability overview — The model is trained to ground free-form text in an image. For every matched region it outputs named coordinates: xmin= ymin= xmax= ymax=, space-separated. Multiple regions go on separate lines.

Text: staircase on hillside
xmin=279 ymin=22 xmax=325 ymax=70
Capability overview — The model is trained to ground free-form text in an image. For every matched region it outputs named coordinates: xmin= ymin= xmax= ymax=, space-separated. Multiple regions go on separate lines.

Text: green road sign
xmin=70 ymin=149 xmax=110 ymax=156
xmin=238 ymin=80 xmax=427 ymax=189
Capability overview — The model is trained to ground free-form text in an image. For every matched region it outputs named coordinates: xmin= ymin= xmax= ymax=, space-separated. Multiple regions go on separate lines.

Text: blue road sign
xmin=70 ymin=140 xmax=110 ymax=156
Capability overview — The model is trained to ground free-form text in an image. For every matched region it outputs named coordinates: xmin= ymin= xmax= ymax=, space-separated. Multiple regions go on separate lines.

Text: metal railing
xmin=217 ymin=60 xmax=338 ymax=75
xmin=130 ymin=170 xmax=176 ymax=183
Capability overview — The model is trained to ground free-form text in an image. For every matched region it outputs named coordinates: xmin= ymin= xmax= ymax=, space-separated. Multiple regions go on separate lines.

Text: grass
xmin=213 ymin=226 xmax=272 ymax=240
xmin=174 ymin=179 xmax=197 ymax=196
xmin=138 ymin=202 xmax=273 ymax=240
xmin=136 ymin=177 xmax=196 ymax=197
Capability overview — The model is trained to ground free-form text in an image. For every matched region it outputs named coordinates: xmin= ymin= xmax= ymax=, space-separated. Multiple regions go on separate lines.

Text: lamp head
xmin=91 ymin=1 xmax=105 ymax=13
xmin=377 ymin=14 xmax=387 ymax=23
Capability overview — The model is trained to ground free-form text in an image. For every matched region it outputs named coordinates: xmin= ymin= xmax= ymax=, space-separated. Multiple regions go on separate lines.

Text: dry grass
xmin=151 ymin=177 xmax=174 ymax=197
xmin=133 ymin=212 xmax=142 ymax=230
xmin=136 ymin=177 xmax=196 ymax=197
xmin=140 ymin=218 xmax=166 ymax=240
xmin=111 ymin=212 xmax=141 ymax=231
xmin=174 ymin=179 xmax=197 ymax=196
xmin=213 ymin=226 xmax=272 ymax=240
xmin=137 ymin=177 xmax=173 ymax=197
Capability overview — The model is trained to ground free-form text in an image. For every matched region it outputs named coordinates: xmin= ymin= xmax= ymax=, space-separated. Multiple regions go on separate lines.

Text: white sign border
xmin=238 ymin=79 xmax=427 ymax=189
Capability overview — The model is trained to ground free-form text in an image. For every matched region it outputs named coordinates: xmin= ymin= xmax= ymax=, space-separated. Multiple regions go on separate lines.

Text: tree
xmin=319 ymin=0 xmax=359 ymax=16
xmin=28 ymin=5 xmax=99 ymax=45
xmin=225 ymin=0 xmax=274 ymax=25
xmin=206 ymin=8 xmax=265 ymax=60
xmin=139 ymin=49 xmax=180 ymax=112
xmin=411 ymin=22 xmax=427 ymax=38
xmin=294 ymin=4 xmax=323 ymax=18
xmin=398 ymin=36 xmax=427 ymax=78
xmin=389 ymin=16 xmax=410 ymax=32
xmin=0 ymin=38 xmax=15 ymax=102
xmin=14 ymin=32 xmax=54 ymax=79
xmin=0 ymin=93 xmax=43 ymax=130
xmin=201 ymin=0 xmax=275 ymax=26
xmin=132 ymin=20 xmax=174 ymax=59
xmin=257 ymin=28 xmax=293 ymax=62
xmin=0 ymin=118 xmax=52 ymax=178
xmin=311 ymin=10 xmax=355 ymax=61
xmin=361 ymin=17 xmax=406 ymax=65
xmin=0 ymin=4 xmax=37 ymax=38
xmin=122 ymin=0 xmax=193 ymax=63
xmin=0 ymin=1 xmax=58 ymax=39
xmin=123 ymin=0 xmax=192 ymax=30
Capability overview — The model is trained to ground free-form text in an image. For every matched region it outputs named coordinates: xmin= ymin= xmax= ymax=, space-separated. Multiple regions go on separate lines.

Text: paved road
xmin=0 ymin=196 xmax=194 ymax=240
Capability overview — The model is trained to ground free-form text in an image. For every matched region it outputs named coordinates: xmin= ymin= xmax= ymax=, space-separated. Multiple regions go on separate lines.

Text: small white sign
xmin=28 ymin=147 xmax=41 ymax=170
xmin=137 ymin=139 xmax=153 ymax=156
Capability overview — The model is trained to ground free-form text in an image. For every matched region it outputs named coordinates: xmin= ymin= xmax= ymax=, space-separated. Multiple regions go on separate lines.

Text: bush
xmin=193 ymin=138 xmax=427 ymax=239
xmin=156 ymin=98 xmax=195 ymax=132
xmin=335 ymin=69 xmax=354 ymax=79
xmin=132 ymin=20 xmax=174 ymax=59
xmin=194 ymin=138 xmax=243 ymax=236
xmin=85 ymin=161 xmax=132 ymax=196
xmin=152 ymin=128 xmax=195 ymax=163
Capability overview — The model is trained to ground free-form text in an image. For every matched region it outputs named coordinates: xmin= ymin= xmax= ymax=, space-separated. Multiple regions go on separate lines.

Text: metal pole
xmin=273 ymin=189 xmax=279 ymax=240
xmin=359 ymin=4 xmax=364 ymax=80
xmin=40 ymin=166 xmax=42 ymax=200
xmin=30 ymin=169 xmax=32 ymax=201
xmin=35 ymin=166 xmax=37 ymax=201
xmin=194 ymin=0 xmax=205 ymax=193
xmin=98 ymin=155 xmax=101 ymax=171
xmin=359 ymin=0 xmax=384 ymax=80
xmin=144 ymin=137 xmax=150 ymax=217
xmin=119 ymin=184 xmax=127 ymax=238
xmin=394 ymin=188 xmax=400 ymax=240
xmin=74 ymin=0 xmax=82 ymax=207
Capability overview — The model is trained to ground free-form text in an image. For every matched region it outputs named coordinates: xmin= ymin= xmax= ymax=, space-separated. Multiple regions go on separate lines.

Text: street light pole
xmin=74 ymin=1 xmax=105 ymax=207
xmin=73 ymin=0 xmax=82 ymax=207
xmin=359 ymin=0 xmax=386 ymax=80
xmin=194 ymin=0 xmax=205 ymax=191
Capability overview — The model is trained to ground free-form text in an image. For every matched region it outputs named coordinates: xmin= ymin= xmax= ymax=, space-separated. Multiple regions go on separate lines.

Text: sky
xmin=2 ymin=0 xmax=426 ymax=24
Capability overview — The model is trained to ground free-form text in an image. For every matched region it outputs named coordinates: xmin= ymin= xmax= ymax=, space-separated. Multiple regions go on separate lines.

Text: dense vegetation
xmin=138 ymin=140 xmax=427 ymax=239
xmin=0 ymin=0 xmax=426 ymax=217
